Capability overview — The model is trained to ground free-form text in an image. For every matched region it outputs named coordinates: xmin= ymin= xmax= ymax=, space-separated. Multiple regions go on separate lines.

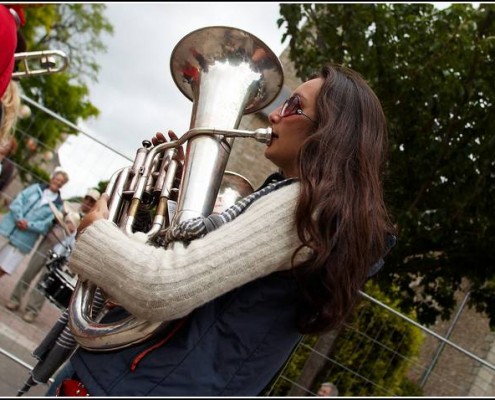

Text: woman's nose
xmin=268 ymin=108 xmax=281 ymax=124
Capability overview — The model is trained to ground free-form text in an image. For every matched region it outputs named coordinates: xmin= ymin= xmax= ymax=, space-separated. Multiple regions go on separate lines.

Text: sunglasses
xmin=279 ymin=95 xmax=317 ymax=124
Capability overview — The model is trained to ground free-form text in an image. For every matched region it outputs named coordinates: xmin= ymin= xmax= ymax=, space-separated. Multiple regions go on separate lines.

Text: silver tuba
xmin=68 ymin=26 xmax=284 ymax=351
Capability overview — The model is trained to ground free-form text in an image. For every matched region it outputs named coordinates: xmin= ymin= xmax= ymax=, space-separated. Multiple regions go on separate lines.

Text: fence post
xmin=419 ymin=290 xmax=471 ymax=387
xmin=288 ymin=328 xmax=342 ymax=396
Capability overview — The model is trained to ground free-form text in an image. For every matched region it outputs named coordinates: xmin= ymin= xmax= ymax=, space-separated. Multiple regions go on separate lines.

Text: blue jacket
xmin=0 ymin=183 xmax=62 ymax=253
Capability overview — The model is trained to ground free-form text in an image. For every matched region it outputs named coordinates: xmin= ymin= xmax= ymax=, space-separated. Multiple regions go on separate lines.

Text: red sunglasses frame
xmin=279 ymin=95 xmax=317 ymax=124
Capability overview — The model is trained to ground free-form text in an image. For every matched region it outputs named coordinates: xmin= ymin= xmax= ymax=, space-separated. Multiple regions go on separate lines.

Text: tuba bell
xmin=68 ymin=26 xmax=284 ymax=351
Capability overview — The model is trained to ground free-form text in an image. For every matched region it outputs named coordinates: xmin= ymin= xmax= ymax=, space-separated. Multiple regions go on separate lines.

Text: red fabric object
xmin=0 ymin=5 xmax=17 ymax=98
xmin=8 ymin=4 xmax=25 ymax=26
xmin=56 ymin=379 xmax=89 ymax=396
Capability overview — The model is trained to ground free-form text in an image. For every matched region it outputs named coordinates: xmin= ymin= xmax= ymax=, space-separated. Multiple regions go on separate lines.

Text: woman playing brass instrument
xmin=47 ymin=64 xmax=396 ymax=396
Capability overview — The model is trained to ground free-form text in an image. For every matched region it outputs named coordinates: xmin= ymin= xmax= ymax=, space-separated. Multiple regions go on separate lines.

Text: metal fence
xmin=0 ymin=96 xmax=494 ymax=397
xmin=268 ymin=288 xmax=495 ymax=396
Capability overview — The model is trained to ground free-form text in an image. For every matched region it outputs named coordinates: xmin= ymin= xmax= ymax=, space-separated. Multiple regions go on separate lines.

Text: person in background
xmin=9 ymin=211 xmax=80 ymax=323
xmin=0 ymin=80 xmax=20 ymax=147
xmin=46 ymin=64 xmax=395 ymax=396
xmin=0 ymin=4 xmax=18 ymax=100
xmin=0 ymin=3 xmax=24 ymax=202
xmin=0 ymin=169 xmax=69 ymax=279
xmin=78 ymin=188 xmax=100 ymax=216
xmin=63 ymin=188 xmax=101 ymax=220
xmin=0 ymin=79 xmax=21 ymax=207
xmin=5 ymin=187 xmax=99 ymax=320
xmin=0 ymin=4 xmax=23 ymax=144
xmin=317 ymin=382 xmax=339 ymax=397
xmin=0 ymin=135 xmax=18 ymax=193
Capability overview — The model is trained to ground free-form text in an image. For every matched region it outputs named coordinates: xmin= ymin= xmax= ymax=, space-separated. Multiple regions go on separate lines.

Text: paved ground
xmin=0 ymin=251 xmax=64 ymax=397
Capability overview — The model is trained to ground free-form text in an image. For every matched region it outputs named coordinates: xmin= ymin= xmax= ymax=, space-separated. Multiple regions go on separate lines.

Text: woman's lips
xmin=268 ymin=132 xmax=278 ymax=146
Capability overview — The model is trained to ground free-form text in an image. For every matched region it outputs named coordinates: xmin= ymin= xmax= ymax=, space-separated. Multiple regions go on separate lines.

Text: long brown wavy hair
xmin=293 ymin=64 xmax=394 ymax=334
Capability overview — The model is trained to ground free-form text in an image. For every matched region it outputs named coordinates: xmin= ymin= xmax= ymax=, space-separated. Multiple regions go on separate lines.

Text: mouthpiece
xmin=252 ymin=127 xmax=272 ymax=144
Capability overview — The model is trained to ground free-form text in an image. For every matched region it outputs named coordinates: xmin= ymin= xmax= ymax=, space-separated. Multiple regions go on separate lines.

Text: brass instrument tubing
xmin=124 ymin=127 xmax=271 ymax=236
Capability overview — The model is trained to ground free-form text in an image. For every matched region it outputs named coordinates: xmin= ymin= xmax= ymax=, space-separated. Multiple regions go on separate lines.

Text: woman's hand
xmin=76 ymin=193 xmax=110 ymax=239
xmin=152 ymin=130 xmax=185 ymax=163
xmin=75 ymin=131 xmax=183 ymax=240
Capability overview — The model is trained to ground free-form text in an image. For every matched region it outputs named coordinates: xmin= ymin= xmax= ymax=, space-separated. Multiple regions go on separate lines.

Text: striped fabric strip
xmin=164 ymin=178 xmax=296 ymax=244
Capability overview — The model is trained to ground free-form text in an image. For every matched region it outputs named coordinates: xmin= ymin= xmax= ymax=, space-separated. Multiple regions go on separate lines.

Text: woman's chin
xmin=264 ymin=146 xmax=274 ymax=161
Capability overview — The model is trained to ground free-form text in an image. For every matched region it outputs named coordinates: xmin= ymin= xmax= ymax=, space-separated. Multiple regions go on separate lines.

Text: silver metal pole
xmin=0 ymin=346 xmax=54 ymax=383
xmin=20 ymin=94 xmax=133 ymax=162
xmin=419 ymin=290 xmax=471 ymax=387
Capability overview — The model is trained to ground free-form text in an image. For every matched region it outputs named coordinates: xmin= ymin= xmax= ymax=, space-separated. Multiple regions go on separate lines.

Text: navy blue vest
xmin=71 ymin=270 xmax=302 ymax=396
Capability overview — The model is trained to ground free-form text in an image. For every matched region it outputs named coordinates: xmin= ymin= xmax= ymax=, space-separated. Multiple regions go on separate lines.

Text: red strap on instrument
xmin=56 ymin=378 xmax=89 ymax=396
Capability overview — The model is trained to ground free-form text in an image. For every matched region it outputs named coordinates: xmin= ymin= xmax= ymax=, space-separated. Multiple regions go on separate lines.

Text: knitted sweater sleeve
xmin=69 ymin=183 xmax=311 ymax=322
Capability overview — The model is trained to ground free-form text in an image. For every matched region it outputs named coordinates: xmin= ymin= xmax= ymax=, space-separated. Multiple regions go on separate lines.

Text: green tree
xmin=278 ymin=3 xmax=495 ymax=327
xmin=13 ymin=4 xmax=113 ymax=182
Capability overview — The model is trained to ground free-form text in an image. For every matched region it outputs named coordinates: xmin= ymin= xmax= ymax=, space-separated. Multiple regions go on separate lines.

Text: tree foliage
xmin=13 ymin=4 xmax=113 ymax=182
xmin=278 ymin=3 xmax=495 ymax=327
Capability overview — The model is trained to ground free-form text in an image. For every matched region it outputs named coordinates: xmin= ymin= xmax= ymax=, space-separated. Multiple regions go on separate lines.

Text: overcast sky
xmin=57 ymin=2 xmax=288 ymax=198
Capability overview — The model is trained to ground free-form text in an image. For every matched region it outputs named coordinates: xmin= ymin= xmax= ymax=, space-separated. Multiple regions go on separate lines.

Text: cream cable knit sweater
xmin=70 ymin=182 xmax=312 ymax=322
